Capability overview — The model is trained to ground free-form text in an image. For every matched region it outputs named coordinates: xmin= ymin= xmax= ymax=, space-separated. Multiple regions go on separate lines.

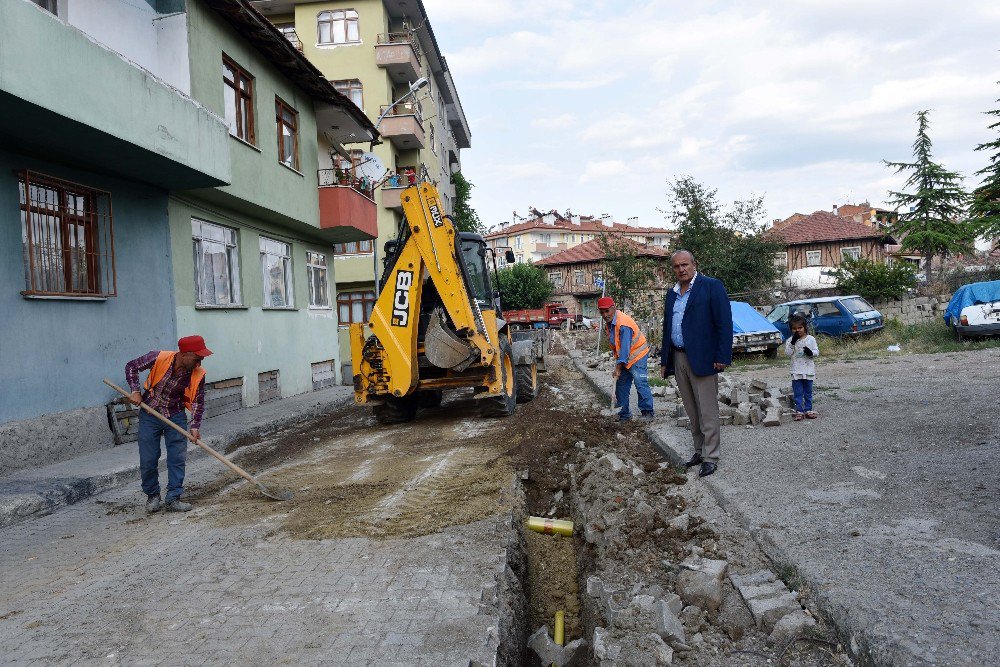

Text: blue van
xmin=766 ymin=296 xmax=884 ymax=340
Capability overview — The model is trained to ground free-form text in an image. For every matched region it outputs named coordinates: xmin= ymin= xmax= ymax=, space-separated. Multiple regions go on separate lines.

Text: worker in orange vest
xmin=124 ymin=335 xmax=212 ymax=513
xmin=598 ymin=297 xmax=654 ymax=422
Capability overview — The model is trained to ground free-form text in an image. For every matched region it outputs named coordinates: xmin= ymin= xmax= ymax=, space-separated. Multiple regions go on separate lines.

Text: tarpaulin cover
xmin=731 ymin=301 xmax=779 ymax=334
xmin=943 ymin=280 xmax=1000 ymax=325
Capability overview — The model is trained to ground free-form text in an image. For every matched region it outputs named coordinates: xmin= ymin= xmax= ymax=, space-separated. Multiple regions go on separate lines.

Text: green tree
xmin=495 ymin=263 xmax=553 ymax=310
xmin=970 ymin=92 xmax=1000 ymax=242
xmin=884 ymin=110 xmax=973 ymax=282
xmin=596 ymin=234 xmax=661 ymax=320
xmin=450 ymin=171 xmax=485 ymax=234
xmin=829 ymin=257 xmax=918 ymax=301
xmin=664 ymin=176 xmax=783 ymax=294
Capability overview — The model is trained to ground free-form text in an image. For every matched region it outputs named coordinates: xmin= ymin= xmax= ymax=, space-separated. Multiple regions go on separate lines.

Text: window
xmin=19 ymin=171 xmax=115 ymax=297
xmin=338 ymin=290 xmax=375 ymax=324
xmin=516 ymin=254 xmax=524 ymax=263
xmin=30 ymin=0 xmax=57 ymax=13
xmin=192 ymin=219 xmax=241 ymax=306
xmin=841 ymin=246 xmax=862 ymax=261
xmin=317 ymin=9 xmax=360 ymax=45
xmin=332 ymin=149 xmax=363 ymax=177
xmin=430 ymin=123 xmax=436 ymax=154
xmin=547 ymin=270 xmax=563 ymax=288
xmin=773 ymin=252 xmax=788 ymax=269
xmin=806 ymin=250 xmax=822 ymax=266
xmin=574 ymin=269 xmax=585 ymax=285
xmin=333 ymin=240 xmax=373 ymax=255
xmin=815 ymin=302 xmax=840 ymax=317
xmin=260 ymin=237 xmax=293 ymax=307
xmin=223 ymin=57 xmax=255 ymax=144
xmin=275 ymin=23 xmax=301 ymax=49
xmin=592 ymin=269 xmax=603 ymax=285
xmin=307 ymin=251 xmax=330 ymax=308
xmin=275 ymin=97 xmax=299 ymax=170
xmin=840 ymin=297 xmax=876 ymax=314
xmin=332 ymin=79 xmax=364 ymax=110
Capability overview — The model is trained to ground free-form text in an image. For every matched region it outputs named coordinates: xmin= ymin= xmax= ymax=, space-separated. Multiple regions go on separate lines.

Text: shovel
xmin=104 ymin=379 xmax=293 ymax=501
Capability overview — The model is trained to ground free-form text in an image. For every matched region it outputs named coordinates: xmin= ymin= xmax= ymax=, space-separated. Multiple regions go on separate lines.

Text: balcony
xmin=375 ymin=32 xmax=421 ymax=84
xmin=380 ymin=165 xmax=424 ymax=210
xmin=317 ymin=169 xmax=377 ymax=243
xmin=378 ymin=103 xmax=425 ymax=149
xmin=280 ymin=28 xmax=303 ymax=52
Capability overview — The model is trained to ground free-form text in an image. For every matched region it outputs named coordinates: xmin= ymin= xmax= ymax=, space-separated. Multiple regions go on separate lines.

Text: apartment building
xmin=485 ymin=210 xmax=674 ymax=265
xmin=252 ymin=0 xmax=472 ymax=370
xmin=0 ymin=0 xmax=375 ymax=473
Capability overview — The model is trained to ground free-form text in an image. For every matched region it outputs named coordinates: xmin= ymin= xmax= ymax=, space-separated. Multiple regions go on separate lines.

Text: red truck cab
xmin=503 ymin=303 xmax=581 ymax=329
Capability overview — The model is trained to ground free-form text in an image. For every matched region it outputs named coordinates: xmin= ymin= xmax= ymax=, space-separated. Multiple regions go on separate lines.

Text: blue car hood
xmin=944 ymin=280 xmax=1000 ymax=325
xmin=731 ymin=301 xmax=780 ymax=334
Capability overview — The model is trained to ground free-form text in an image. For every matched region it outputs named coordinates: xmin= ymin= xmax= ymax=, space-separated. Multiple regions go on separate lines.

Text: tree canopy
xmin=969 ymin=93 xmax=1000 ymax=242
xmin=495 ymin=262 xmax=553 ymax=310
xmin=596 ymin=234 xmax=664 ymax=324
xmin=829 ymin=257 xmax=918 ymax=301
xmin=884 ymin=110 xmax=973 ymax=281
xmin=664 ymin=176 xmax=783 ymax=295
xmin=450 ymin=171 xmax=485 ymax=235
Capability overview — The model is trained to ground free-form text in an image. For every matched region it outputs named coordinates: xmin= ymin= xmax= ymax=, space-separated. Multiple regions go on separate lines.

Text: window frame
xmin=317 ymin=9 xmax=360 ymax=45
xmin=332 ymin=79 xmax=364 ymax=111
xmin=573 ymin=269 xmax=585 ymax=285
xmin=18 ymin=170 xmax=116 ymax=298
xmin=333 ymin=239 xmax=374 ymax=256
xmin=773 ymin=251 xmax=788 ymax=269
xmin=192 ymin=218 xmax=242 ymax=307
xmin=259 ymin=236 xmax=294 ymax=309
xmin=840 ymin=246 xmax=862 ymax=261
xmin=337 ymin=289 xmax=376 ymax=325
xmin=547 ymin=270 xmax=563 ymax=288
xmin=275 ymin=96 xmax=300 ymax=171
xmin=223 ymin=56 xmax=256 ymax=145
xmin=805 ymin=250 xmax=822 ymax=266
xmin=306 ymin=251 xmax=331 ymax=308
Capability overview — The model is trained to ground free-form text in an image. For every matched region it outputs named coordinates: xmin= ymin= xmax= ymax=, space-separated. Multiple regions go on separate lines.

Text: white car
xmin=945 ymin=280 xmax=1000 ymax=341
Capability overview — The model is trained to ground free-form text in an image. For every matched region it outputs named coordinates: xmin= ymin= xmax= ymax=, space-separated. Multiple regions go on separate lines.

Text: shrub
xmin=829 ymin=258 xmax=918 ymax=301
xmin=495 ymin=263 xmax=553 ymax=310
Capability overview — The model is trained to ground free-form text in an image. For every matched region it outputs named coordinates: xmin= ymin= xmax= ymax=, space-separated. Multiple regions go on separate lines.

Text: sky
xmin=424 ymin=0 xmax=1000 ymax=235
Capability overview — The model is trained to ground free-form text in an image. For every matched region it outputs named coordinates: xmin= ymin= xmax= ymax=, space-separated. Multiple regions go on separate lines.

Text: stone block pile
xmin=730 ymin=570 xmax=815 ymax=645
xmin=653 ymin=375 xmax=799 ymax=428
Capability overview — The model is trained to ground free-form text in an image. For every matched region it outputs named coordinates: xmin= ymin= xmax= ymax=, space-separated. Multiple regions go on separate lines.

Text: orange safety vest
xmin=609 ymin=312 xmax=649 ymax=369
xmin=144 ymin=351 xmax=206 ymax=411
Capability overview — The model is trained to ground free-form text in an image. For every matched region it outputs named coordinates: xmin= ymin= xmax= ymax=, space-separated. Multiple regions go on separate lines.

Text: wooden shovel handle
xmin=103 ymin=378 xmax=260 ymax=486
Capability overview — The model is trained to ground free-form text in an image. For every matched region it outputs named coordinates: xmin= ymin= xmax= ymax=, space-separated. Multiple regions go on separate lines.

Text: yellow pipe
xmin=526 ymin=516 xmax=574 ymax=536
xmin=554 ymin=610 xmax=565 ymax=645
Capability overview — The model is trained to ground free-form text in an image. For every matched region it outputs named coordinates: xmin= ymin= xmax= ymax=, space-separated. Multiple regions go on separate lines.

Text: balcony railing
xmin=377 ymin=31 xmax=421 ymax=58
xmin=379 ymin=101 xmax=423 ymax=124
xmin=318 ymin=168 xmax=374 ymax=200
xmin=383 ymin=164 xmax=428 ymax=189
xmin=280 ymin=28 xmax=303 ymax=52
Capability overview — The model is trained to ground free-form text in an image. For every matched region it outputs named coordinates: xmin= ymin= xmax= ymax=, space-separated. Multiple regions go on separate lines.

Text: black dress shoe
xmin=684 ymin=453 xmax=703 ymax=468
xmin=699 ymin=462 xmax=717 ymax=477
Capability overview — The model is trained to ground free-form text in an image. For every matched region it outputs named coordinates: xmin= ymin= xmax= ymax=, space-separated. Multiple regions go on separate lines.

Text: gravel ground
xmin=580 ymin=347 xmax=1000 ymax=667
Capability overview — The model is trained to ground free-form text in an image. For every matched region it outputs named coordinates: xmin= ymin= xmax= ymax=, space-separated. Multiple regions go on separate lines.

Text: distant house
xmin=534 ymin=238 xmax=671 ymax=318
xmin=768 ymin=210 xmax=897 ymax=273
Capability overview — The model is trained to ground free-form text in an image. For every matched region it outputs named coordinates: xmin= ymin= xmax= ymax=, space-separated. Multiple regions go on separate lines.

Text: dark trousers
xmin=792 ymin=379 xmax=814 ymax=412
xmin=137 ymin=410 xmax=188 ymax=502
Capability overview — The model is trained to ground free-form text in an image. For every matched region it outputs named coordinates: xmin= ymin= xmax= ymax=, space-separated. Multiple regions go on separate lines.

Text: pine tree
xmin=884 ymin=110 xmax=973 ymax=282
xmin=969 ymin=92 xmax=1000 ymax=244
xmin=450 ymin=171 xmax=485 ymax=234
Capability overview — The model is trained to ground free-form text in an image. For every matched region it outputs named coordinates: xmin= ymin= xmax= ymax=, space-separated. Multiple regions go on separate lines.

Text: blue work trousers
xmin=615 ymin=356 xmax=654 ymax=420
xmin=137 ymin=410 xmax=188 ymax=502
xmin=792 ymin=379 xmax=814 ymax=413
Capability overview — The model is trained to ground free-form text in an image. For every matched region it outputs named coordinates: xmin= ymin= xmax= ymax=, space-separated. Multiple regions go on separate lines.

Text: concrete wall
xmin=0 ymin=150 xmax=176 ymax=474
xmin=168 ymin=196 xmax=341 ymax=406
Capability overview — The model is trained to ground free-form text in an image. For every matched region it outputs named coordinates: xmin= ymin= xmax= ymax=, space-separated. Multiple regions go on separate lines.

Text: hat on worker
xmin=597 ymin=297 xmax=615 ymax=310
xmin=178 ymin=335 xmax=212 ymax=357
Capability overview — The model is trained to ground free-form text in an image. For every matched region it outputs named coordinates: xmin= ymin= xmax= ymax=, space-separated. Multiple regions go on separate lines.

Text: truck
xmin=503 ymin=303 xmax=581 ymax=329
xmin=349 ymin=183 xmax=540 ymax=424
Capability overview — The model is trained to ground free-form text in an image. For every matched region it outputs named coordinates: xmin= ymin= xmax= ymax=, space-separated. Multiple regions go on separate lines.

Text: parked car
xmin=766 ymin=296 xmax=884 ymax=339
xmin=943 ymin=280 xmax=1000 ymax=341
xmin=731 ymin=301 xmax=783 ymax=358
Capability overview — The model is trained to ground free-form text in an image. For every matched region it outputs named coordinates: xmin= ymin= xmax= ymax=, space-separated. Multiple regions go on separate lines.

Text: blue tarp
xmin=731 ymin=301 xmax=779 ymax=334
xmin=943 ymin=280 xmax=1000 ymax=325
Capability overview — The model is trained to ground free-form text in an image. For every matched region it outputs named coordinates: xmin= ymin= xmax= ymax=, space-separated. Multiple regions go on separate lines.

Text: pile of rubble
xmin=650 ymin=375 xmax=799 ymax=428
xmin=541 ymin=448 xmax=821 ymax=665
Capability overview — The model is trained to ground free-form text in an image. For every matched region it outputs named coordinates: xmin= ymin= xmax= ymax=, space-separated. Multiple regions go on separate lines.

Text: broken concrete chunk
xmin=651 ymin=385 xmax=667 ymax=397
xmin=737 ymin=579 xmax=787 ymax=602
xmin=720 ymin=415 xmax=734 ymax=425
xmin=762 ymin=407 xmax=781 ymax=427
xmin=663 ymin=593 xmax=683 ymax=616
xmin=654 ymin=600 xmax=687 ymax=645
xmin=680 ymin=605 xmax=705 ymax=632
xmin=527 ymin=626 xmax=587 ymax=666
xmin=668 ymin=513 xmax=690 ymax=532
xmin=586 ymin=576 xmax=605 ymax=598
xmin=598 ymin=452 xmax=627 ymax=472
xmin=749 ymin=407 xmax=762 ymax=426
xmin=730 ymin=569 xmax=778 ymax=588
xmin=677 ymin=417 xmax=690 ymax=428
xmin=748 ymin=592 xmax=801 ymax=633
xmin=593 ymin=627 xmax=621 ymax=663
xmin=676 ymin=558 xmax=728 ymax=611
xmin=750 ymin=378 xmax=769 ymax=390
xmin=768 ymin=610 xmax=817 ymax=646
xmin=648 ymin=633 xmax=674 ymax=665
xmin=760 ymin=396 xmax=782 ymax=410
xmin=730 ymin=387 xmax=749 ymax=405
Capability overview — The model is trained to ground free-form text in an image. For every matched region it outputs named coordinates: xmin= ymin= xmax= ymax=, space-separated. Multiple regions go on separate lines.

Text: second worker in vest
xmin=125 ymin=335 xmax=212 ymax=513
xmin=598 ymin=296 xmax=655 ymax=423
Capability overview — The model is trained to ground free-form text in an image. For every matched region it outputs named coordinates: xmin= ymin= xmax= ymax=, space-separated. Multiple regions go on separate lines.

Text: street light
xmin=372 ymin=76 xmax=429 ymax=297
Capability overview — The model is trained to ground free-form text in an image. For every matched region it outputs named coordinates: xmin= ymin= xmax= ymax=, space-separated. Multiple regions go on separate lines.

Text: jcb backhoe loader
xmin=349 ymin=183 xmax=540 ymax=424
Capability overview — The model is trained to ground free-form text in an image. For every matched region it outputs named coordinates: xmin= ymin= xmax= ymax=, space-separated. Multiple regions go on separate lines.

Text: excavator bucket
xmin=424 ymin=308 xmax=478 ymax=371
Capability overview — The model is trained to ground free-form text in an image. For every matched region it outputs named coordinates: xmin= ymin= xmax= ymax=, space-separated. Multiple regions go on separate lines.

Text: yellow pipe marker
xmin=552 ymin=610 xmax=565 ymax=667
xmin=526 ymin=516 xmax=574 ymax=536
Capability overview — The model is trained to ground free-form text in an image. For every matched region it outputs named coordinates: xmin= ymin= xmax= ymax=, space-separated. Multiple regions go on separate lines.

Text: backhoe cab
xmin=350 ymin=183 xmax=539 ymax=424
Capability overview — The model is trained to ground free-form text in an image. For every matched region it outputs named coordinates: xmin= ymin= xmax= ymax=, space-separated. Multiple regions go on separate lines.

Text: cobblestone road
xmin=0 ymin=407 xmax=511 ymax=666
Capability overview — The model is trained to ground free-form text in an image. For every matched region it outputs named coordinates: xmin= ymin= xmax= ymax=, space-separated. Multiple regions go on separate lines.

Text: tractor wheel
xmin=515 ymin=362 xmax=538 ymax=403
xmin=373 ymin=395 xmax=418 ymax=424
xmin=480 ymin=342 xmax=517 ymax=417
xmin=417 ymin=389 xmax=443 ymax=408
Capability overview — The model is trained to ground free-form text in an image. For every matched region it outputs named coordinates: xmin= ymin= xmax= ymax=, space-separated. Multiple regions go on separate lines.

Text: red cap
xmin=597 ymin=297 xmax=615 ymax=310
xmin=178 ymin=335 xmax=212 ymax=357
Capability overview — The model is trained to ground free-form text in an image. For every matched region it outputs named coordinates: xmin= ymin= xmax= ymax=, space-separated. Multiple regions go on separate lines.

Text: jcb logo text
xmin=391 ymin=271 xmax=414 ymax=326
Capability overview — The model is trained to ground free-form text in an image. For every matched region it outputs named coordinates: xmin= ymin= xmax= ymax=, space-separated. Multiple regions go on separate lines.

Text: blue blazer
xmin=661 ymin=274 xmax=733 ymax=377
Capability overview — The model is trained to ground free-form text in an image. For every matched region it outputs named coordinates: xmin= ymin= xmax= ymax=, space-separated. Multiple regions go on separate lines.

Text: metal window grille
xmin=18 ymin=170 xmax=117 ymax=298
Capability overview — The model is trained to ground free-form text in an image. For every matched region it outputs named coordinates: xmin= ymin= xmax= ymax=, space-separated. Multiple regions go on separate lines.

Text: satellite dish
xmin=356 ymin=152 xmax=387 ymax=181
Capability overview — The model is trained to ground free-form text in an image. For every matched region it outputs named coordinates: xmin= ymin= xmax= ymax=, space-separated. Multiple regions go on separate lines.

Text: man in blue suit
xmin=660 ymin=250 xmax=733 ymax=477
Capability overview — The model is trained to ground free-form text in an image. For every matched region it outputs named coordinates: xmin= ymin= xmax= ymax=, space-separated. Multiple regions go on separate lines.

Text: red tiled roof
xmin=486 ymin=215 xmax=672 ymax=239
xmin=535 ymin=238 xmax=671 ymax=266
xmin=768 ymin=211 xmax=896 ymax=245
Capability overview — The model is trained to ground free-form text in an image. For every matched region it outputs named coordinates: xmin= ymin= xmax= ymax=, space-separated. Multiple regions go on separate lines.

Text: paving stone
xmin=737 ymin=579 xmax=787 ymax=602
xmin=768 ymin=610 xmax=817 ymax=646
xmin=748 ymin=592 xmax=801 ymax=633
xmin=676 ymin=557 xmax=728 ymax=612
xmin=762 ymin=407 xmax=781 ymax=427
xmin=653 ymin=599 xmax=686 ymax=645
